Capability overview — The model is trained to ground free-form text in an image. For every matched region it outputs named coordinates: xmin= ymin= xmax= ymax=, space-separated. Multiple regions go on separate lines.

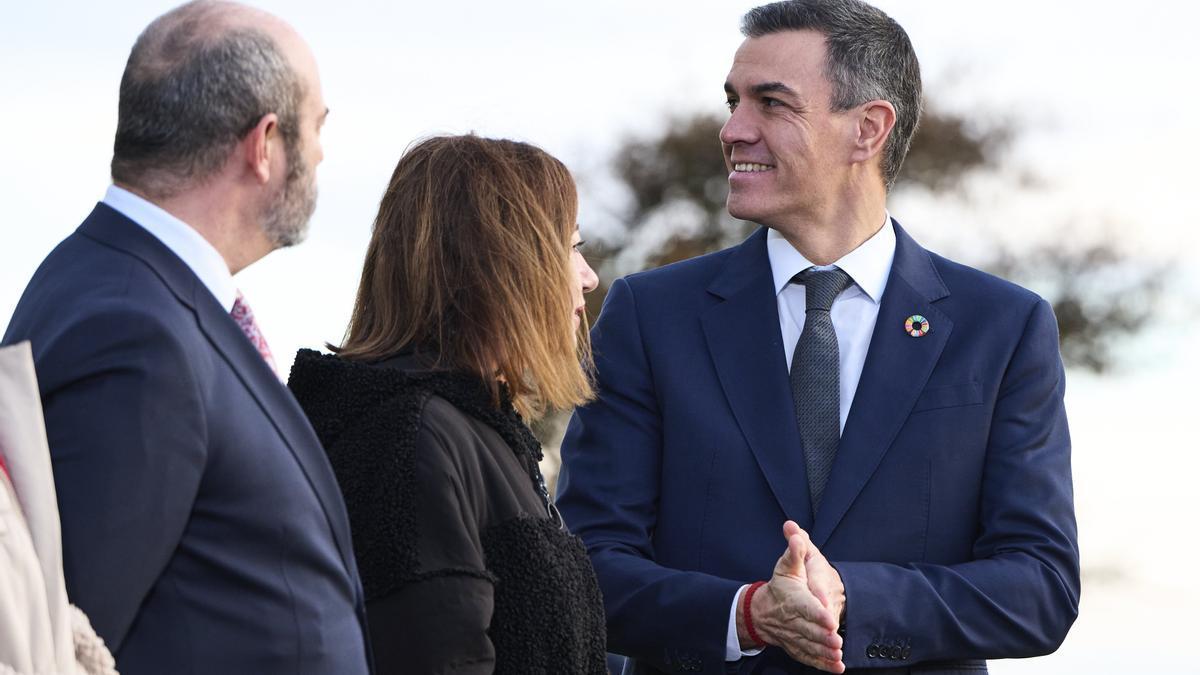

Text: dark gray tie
xmin=790 ymin=267 xmax=852 ymax=513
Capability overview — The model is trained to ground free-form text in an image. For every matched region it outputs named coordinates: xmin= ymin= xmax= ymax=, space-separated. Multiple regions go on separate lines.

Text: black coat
xmin=288 ymin=350 xmax=607 ymax=675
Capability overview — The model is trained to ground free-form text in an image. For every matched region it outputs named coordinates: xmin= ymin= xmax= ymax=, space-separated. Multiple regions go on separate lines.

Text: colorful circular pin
xmin=904 ymin=314 xmax=930 ymax=337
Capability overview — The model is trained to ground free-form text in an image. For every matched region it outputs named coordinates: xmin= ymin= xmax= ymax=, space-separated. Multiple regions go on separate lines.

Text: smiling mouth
xmin=733 ymin=162 xmax=775 ymax=173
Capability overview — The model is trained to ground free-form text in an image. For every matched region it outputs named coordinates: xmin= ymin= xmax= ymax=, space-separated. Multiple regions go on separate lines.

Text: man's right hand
xmin=737 ymin=522 xmax=845 ymax=673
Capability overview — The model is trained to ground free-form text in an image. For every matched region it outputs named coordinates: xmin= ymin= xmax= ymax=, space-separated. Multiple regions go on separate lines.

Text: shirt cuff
xmin=725 ymin=584 xmax=765 ymax=661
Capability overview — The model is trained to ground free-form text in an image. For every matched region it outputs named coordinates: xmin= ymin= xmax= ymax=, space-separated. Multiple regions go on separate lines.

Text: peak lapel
xmin=700 ymin=229 xmax=814 ymax=529
xmin=811 ymin=222 xmax=952 ymax=547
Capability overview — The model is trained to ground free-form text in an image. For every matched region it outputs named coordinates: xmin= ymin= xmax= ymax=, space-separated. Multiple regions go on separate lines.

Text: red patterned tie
xmin=230 ymin=291 xmax=278 ymax=375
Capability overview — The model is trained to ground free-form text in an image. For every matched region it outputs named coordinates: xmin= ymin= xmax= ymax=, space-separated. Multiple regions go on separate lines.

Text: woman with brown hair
xmin=287 ymin=135 xmax=606 ymax=674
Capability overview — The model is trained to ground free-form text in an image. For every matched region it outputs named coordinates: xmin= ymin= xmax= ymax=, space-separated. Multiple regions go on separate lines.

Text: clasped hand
xmin=739 ymin=521 xmax=846 ymax=673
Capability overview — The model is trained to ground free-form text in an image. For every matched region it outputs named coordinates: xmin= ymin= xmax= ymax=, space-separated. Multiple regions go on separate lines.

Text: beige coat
xmin=0 ymin=342 xmax=115 ymax=675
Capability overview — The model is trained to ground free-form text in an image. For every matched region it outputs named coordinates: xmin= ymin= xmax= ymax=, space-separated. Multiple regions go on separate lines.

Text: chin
xmin=726 ymin=198 xmax=762 ymax=224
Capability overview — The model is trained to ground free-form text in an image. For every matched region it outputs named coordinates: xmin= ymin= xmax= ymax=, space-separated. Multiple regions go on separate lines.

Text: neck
xmin=772 ymin=179 xmax=887 ymax=265
xmin=120 ymin=181 xmax=273 ymax=275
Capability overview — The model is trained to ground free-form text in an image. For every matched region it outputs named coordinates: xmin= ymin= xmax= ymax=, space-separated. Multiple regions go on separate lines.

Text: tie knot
xmin=794 ymin=267 xmax=851 ymax=311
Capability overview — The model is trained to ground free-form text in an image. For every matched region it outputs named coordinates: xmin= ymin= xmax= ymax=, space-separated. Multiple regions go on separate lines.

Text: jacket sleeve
xmin=34 ymin=305 xmax=207 ymax=652
xmin=557 ymin=278 xmax=743 ymax=674
xmin=835 ymin=298 xmax=1080 ymax=667
xmin=365 ymin=418 xmax=498 ymax=675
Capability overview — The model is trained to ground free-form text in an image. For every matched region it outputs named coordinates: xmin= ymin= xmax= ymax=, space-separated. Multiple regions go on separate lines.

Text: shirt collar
xmin=102 ymin=185 xmax=239 ymax=312
xmin=766 ymin=212 xmax=896 ymax=305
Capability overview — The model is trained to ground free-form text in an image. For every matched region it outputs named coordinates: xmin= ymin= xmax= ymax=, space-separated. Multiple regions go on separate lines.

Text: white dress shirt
xmin=102 ymin=185 xmax=238 ymax=312
xmin=725 ymin=216 xmax=896 ymax=660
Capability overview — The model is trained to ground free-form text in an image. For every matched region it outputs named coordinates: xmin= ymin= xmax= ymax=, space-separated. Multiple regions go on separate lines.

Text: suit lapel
xmin=810 ymin=221 xmax=952 ymax=547
xmin=701 ymin=229 xmax=815 ymax=529
xmin=192 ymin=293 xmax=360 ymax=578
xmin=79 ymin=204 xmax=359 ymax=579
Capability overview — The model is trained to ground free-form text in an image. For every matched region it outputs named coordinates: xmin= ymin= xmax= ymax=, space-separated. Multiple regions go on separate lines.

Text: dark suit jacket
xmin=3 ymin=204 xmax=371 ymax=674
xmin=556 ymin=222 xmax=1079 ymax=674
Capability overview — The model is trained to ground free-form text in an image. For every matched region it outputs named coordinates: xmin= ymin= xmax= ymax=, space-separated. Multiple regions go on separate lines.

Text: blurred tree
xmin=987 ymin=241 xmax=1164 ymax=374
xmin=895 ymin=103 xmax=1010 ymax=193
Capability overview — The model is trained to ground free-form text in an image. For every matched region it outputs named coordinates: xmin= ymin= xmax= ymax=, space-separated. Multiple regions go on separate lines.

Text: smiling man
xmin=556 ymin=1 xmax=1079 ymax=673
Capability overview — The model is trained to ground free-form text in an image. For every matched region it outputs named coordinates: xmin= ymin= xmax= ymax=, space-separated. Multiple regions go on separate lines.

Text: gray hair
xmin=742 ymin=0 xmax=922 ymax=191
xmin=111 ymin=0 xmax=303 ymax=198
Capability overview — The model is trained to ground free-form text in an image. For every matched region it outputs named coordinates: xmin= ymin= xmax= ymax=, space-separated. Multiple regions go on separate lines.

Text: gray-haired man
xmin=3 ymin=2 xmax=370 ymax=672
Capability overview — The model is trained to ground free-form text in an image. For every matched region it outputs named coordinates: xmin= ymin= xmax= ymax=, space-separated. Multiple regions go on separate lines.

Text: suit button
xmin=889 ymin=645 xmax=901 ymax=659
xmin=866 ymin=644 xmax=879 ymax=658
xmin=901 ymin=646 xmax=912 ymax=659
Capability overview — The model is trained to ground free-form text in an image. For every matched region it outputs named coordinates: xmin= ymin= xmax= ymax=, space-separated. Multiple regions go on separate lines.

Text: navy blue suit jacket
xmin=3 ymin=204 xmax=371 ymax=674
xmin=557 ymin=222 xmax=1079 ymax=674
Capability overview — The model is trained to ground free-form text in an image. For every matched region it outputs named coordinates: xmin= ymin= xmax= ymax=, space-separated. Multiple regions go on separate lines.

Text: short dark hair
xmin=111 ymin=1 xmax=303 ymax=198
xmin=742 ymin=0 xmax=922 ymax=190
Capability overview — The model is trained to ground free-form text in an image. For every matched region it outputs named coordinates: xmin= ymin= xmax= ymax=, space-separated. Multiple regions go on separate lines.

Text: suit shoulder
xmin=929 ymin=251 xmax=1044 ymax=312
xmin=620 ymin=243 xmax=739 ymax=294
xmin=16 ymin=230 xmax=182 ymax=314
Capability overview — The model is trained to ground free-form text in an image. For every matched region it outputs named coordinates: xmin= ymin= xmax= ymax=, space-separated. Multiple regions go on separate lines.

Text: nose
xmin=719 ymin=105 xmax=757 ymax=148
xmin=579 ymin=256 xmax=599 ymax=294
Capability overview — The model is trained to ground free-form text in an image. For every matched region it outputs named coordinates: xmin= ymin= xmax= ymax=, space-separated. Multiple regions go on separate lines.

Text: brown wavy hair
xmin=334 ymin=134 xmax=593 ymax=417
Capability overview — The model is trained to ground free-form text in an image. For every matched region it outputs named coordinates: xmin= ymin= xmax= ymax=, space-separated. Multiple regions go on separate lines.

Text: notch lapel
xmin=79 ymin=205 xmax=359 ymax=580
xmin=192 ymin=295 xmax=360 ymax=579
xmin=811 ymin=222 xmax=952 ymax=547
xmin=700 ymin=229 xmax=814 ymax=529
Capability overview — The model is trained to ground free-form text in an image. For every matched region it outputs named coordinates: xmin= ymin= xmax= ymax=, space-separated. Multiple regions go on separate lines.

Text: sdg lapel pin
xmin=905 ymin=314 xmax=929 ymax=338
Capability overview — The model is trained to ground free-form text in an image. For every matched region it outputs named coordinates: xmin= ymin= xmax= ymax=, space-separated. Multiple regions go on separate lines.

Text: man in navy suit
xmin=557 ymin=1 xmax=1079 ymax=673
xmin=3 ymin=2 xmax=371 ymax=672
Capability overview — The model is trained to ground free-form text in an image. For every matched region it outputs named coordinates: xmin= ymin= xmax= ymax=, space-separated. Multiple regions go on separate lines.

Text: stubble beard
xmin=261 ymin=137 xmax=317 ymax=250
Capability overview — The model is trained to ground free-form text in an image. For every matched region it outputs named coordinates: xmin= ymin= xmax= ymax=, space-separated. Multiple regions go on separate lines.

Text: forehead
xmin=726 ymin=30 xmax=830 ymax=95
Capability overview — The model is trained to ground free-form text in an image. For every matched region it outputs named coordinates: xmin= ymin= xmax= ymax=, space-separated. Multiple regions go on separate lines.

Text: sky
xmin=2 ymin=1 xmax=1198 ymax=671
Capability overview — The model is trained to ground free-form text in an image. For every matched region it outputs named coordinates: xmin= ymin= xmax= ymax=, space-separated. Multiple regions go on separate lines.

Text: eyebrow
xmin=724 ymin=81 xmax=800 ymax=99
xmin=751 ymin=81 xmax=798 ymax=97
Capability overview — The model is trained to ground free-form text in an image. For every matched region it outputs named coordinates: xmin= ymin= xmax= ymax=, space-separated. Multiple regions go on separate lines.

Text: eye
xmin=573 ymin=240 xmax=588 ymax=252
xmin=762 ymin=97 xmax=783 ymax=108
xmin=725 ymin=98 xmax=739 ymax=112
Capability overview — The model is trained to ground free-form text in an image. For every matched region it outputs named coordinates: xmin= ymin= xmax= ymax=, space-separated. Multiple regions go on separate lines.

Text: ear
xmin=241 ymin=112 xmax=280 ymax=185
xmin=849 ymin=99 xmax=896 ymax=165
